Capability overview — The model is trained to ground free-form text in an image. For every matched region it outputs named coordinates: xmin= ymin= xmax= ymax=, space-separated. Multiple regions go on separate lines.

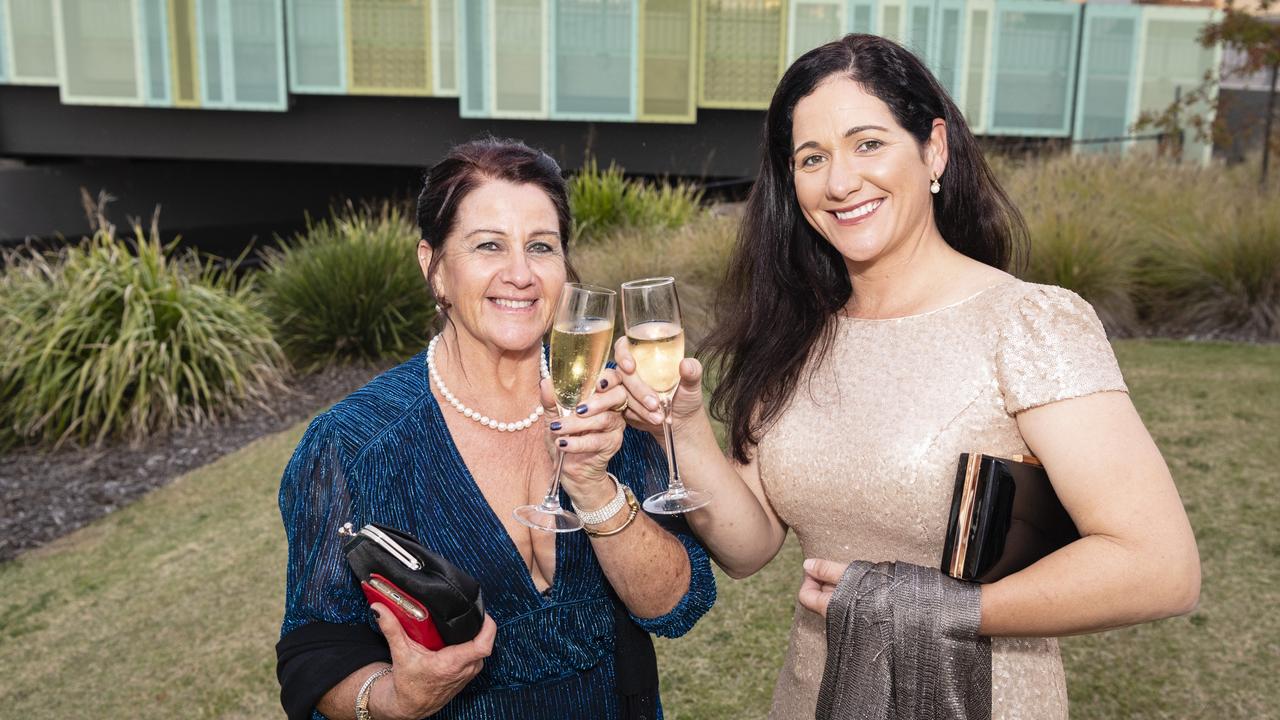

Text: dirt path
xmin=0 ymin=363 xmax=387 ymax=562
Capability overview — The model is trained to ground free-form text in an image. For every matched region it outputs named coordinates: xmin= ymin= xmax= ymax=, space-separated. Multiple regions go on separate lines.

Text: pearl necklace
xmin=426 ymin=334 xmax=550 ymax=432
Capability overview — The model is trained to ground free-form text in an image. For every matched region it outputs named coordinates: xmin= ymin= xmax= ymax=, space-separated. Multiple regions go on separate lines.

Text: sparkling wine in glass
xmin=514 ymin=283 xmax=616 ymax=533
xmin=621 ymin=277 xmax=711 ymax=514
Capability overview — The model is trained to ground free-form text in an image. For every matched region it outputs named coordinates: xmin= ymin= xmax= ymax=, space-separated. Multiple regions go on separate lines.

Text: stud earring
xmin=930 ymin=177 xmax=941 ymax=195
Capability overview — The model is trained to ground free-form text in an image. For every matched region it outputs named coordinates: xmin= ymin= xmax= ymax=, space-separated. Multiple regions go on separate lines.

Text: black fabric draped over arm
xmin=277 ymin=622 xmax=391 ymax=720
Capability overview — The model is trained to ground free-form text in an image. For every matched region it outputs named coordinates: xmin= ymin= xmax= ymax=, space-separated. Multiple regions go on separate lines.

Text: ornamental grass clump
xmin=1140 ymin=193 xmax=1280 ymax=341
xmin=1010 ymin=156 xmax=1143 ymax=336
xmin=1020 ymin=211 xmax=1141 ymax=336
xmin=574 ymin=214 xmax=735 ymax=343
xmin=568 ymin=158 xmax=704 ymax=244
xmin=258 ymin=202 xmax=434 ymax=370
xmin=0 ymin=218 xmax=286 ymax=449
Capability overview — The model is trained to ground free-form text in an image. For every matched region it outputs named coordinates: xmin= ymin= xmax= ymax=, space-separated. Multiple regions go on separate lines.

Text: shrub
xmin=568 ymin=158 xmax=704 ymax=244
xmin=1009 ymin=156 xmax=1142 ymax=335
xmin=0 ymin=220 xmax=286 ymax=448
xmin=573 ymin=214 xmax=736 ymax=343
xmin=1140 ymin=193 xmax=1280 ymax=341
xmin=1019 ymin=211 xmax=1141 ymax=336
xmin=568 ymin=159 xmax=630 ymax=241
xmin=997 ymin=154 xmax=1280 ymax=340
xmin=258 ymin=203 xmax=434 ymax=370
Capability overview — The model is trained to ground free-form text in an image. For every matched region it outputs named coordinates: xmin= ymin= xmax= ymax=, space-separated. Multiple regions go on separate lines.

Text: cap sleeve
xmin=995 ymin=285 xmax=1128 ymax=415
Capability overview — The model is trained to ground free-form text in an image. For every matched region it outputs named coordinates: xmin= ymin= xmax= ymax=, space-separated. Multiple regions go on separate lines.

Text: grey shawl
xmin=815 ymin=561 xmax=991 ymax=720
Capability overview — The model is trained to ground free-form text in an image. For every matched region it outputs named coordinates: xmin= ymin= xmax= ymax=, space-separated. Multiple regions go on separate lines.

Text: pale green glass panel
xmin=964 ymin=8 xmax=987 ymax=130
xmin=435 ymin=0 xmax=456 ymax=93
xmin=201 ymin=0 xmax=224 ymax=103
xmin=701 ymin=0 xmax=783 ymax=108
xmin=169 ymin=0 xmax=200 ymax=106
xmin=640 ymin=0 xmax=694 ymax=119
xmin=9 ymin=0 xmax=58 ymax=82
xmin=880 ymin=3 xmax=901 ymax=43
xmin=460 ymin=0 xmax=487 ymax=114
xmin=289 ymin=0 xmax=345 ymax=91
xmin=0 ymin=0 xmax=10 ymax=81
xmin=555 ymin=0 xmax=632 ymax=117
xmin=935 ymin=5 xmax=961 ymax=96
xmin=229 ymin=0 xmax=284 ymax=105
xmin=141 ymin=0 xmax=171 ymax=103
xmin=348 ymin=0 xmax=431 ymax=94
xmin=1077 ymin=12 xmax=1137 ymax=153
xmin=906 ymin=1 xmax=930 ymax=63
xmin=849 ymin=0 xmax=874 ymax=34
xmin=791 ymin=1 xmax=842 ymax=64
xmin=991 ymin=8 xmax=1075 ymax=134
xmin=1139 ymin=16 xmax=1217 ymax=163
xmin=493 ymin=0 xmax=543 ymax=114
xmin=60 ymin=0 xmax=142 ymax=103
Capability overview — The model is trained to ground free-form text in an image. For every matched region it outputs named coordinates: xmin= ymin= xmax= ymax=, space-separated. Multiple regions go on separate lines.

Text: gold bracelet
xmin=355 ymin=665 xmax=393 ymax=720
xmin=584 ymin=486 xmax=640 ymax=537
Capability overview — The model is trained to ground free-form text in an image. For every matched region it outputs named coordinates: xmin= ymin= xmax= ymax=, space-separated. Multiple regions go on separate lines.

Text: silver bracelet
xmin=355 ymin=666 xmax=393 ymax=720
xmin=577 ymin=473 xmax=626 ymax=526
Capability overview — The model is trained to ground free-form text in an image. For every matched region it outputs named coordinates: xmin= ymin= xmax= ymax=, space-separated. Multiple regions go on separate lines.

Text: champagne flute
xmin=621 ymin=277 xmax=711 ymax=514
xmin=514 ymin=282 xmax=616 ymax=533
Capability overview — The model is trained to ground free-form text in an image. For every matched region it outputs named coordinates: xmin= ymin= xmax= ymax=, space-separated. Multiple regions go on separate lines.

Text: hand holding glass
xmin=513 ymin=283 xmax=616 ymax=533
xmin=621 ymin=277 xmax=711 ymax=514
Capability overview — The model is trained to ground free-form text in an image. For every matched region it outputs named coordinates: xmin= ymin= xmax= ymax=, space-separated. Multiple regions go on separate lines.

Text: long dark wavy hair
xmin=416 ymin=137 xmax=578 ymax=321
xmin=705 ymin=34 xmax=1028 ymax=463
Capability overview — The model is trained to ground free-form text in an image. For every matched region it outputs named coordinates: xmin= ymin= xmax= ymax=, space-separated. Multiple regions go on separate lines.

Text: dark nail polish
xmin=599 ymin=378 xmax=609 ymax=389
xmin=372 ymin=609 xmax=381 ymax=620
xmin=558 ymin=439 xmax=568 ymax=448
xmin=575 ymin=404 xmax=588 ymax=415
xmin=550 ymin=421 xmax=562 ymax=431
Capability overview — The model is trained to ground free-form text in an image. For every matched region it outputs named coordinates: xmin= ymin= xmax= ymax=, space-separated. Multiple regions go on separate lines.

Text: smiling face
xmin=790 ymin=75 xmax=947 ymax=268
xmin=420 ymin=178 xmax=567 ymax=354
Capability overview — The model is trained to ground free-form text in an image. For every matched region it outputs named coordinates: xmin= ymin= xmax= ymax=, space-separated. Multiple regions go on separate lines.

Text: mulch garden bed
xmin=0 ymin=363 xmax=386 ymax=563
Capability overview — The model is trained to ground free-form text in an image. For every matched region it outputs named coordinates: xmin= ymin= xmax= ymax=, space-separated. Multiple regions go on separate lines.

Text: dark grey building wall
xmin=0 ymin=86 xmax=766 ymax=248
xmin=0 ymin=86 xmax=764 ymax=175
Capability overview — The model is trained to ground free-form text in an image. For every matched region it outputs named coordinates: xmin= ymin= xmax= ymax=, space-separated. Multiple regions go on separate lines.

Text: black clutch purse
xmin=940 ymin=453 xmax=1080 ymax=583
xmin=339 ymin=522 xmax=485 ymax=649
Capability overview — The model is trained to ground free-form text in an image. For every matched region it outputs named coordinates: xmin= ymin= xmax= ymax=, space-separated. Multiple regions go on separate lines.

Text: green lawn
xmin=0 ymin=340 xmax=1275 ymax=718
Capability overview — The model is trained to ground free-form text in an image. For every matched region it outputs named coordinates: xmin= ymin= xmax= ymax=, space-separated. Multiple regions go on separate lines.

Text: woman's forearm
xmin=663 ymin=412 xmax=787 ymax=579
xmin=591 ymin=513 xmax=692 ymax=618
xmin=979 ymin=530 xmax=1200 ymax=637
xmin=317 ymin=662 xmax=388 ymax=720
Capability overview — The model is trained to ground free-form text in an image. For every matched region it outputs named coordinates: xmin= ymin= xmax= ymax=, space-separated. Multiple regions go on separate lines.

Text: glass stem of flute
xmin=660 ymin=394 xmax=687 ymax=498
xmin=543 ymin=411 xmax=570 ymax=509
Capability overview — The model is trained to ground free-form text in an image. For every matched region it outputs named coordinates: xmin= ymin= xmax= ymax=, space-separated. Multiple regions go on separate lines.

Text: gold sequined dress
xmin=758 ymin=280 xmax=1128 ymax=720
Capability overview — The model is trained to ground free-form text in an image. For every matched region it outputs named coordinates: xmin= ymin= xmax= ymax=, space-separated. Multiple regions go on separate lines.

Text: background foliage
xmin=1001 ymin=155 xmax=1279 ymax=340
xmin=568 ymin=158 xmax=705 ymax=244
xmin=0 ymin=216 xmax=284 ymax=448
xmin=257 ymin=202 xmax=435 ymax=371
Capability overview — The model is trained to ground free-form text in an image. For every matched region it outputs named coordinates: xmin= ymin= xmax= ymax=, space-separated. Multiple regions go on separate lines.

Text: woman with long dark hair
xmin=614 ymin=35 xmax=1198 ymax=718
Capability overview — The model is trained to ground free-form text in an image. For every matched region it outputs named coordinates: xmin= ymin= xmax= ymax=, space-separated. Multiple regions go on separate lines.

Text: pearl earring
xmin=930 ymin=177 xmax=941 ymax=194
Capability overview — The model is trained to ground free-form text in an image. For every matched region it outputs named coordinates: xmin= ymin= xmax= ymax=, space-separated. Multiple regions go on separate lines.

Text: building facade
xmin=0 ymin=0 xmax=1223 ymax=157
xmin=0 ymin=0 xmax=1228 ymax=244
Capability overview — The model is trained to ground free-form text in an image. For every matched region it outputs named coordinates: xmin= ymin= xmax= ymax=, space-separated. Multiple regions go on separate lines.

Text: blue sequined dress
xmin=279 ymin=350 xmax=716 ymax=719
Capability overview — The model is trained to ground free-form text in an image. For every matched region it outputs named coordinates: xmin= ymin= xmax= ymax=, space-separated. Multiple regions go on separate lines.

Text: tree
xmin=1134 ymin=0 xmax=1280 ymax=184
